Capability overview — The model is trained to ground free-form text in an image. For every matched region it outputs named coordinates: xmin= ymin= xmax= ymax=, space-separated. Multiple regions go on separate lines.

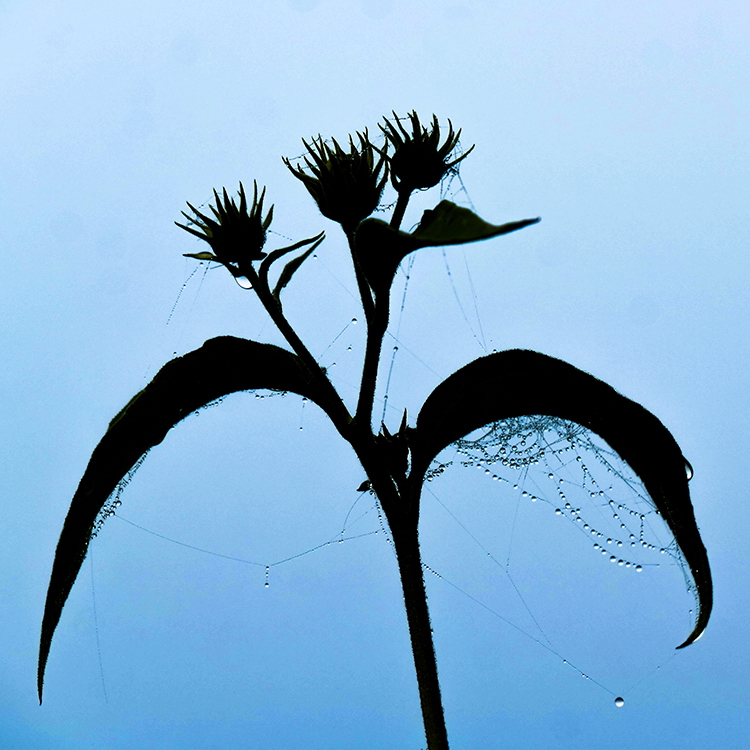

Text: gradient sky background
xmin=2 ymin=1 xmax=749 ymax=748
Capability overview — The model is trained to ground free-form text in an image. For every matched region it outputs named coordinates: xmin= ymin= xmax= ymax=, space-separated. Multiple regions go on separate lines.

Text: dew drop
xmin=685 ymin=459 xmax=694 ymax=481
xmin=555 ymin=508 xmax=562 ymax=515
xmin=614 ymin=697 xmax=625 ymax=708
xmin=351 ymin=318 xmax=358 ymax=325
xmin=610 ymin=555 xmax=617 ymax=562
xmin=235 ymin=276 xmax=253 ymax=289
xmin=635 ymin=565 xmax=643 ymax=572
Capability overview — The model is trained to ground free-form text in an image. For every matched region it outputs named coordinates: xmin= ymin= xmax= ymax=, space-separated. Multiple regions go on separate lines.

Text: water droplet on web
xmin=235 ymin=276 xmax=253 ymax=289
xmin=614 ymin=697 xmax=625 ymax=708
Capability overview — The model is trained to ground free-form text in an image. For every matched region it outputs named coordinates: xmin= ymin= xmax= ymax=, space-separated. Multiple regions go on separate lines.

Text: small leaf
xmin=38 ymin=336 xmax=328 ymax=703
xmin=272 ymin=246 xmax=316 ymax=301
xmin=354 ymin=201 xmax=539 ymax=299
xmin=412 ymin=201 xmax=540 ymax=246
xmin=259 ymin=232 xmax=324 ymax=292
xmin=409 ymin=350 xmax=712 ymax=650
xmin=183 ymin=252 xmax=218 ymax=261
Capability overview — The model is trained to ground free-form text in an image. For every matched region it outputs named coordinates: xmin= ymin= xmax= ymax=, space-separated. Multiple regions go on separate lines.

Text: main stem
xmin=387 ymin=505 xmax=450 ymax=750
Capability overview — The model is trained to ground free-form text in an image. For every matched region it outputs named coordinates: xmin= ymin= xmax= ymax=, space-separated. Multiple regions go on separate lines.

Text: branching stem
xmin=246 ymin=265 xmax=352 ymax=435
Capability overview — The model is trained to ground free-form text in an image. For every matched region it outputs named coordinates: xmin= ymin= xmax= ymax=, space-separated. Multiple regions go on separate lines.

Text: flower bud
xmin=176 ymin=181 xmax=273 ymax=277
xmin=380 ymin=111 xmax=474 ymax=193
xmin=284 ymin=130 xmax=387 ymax=233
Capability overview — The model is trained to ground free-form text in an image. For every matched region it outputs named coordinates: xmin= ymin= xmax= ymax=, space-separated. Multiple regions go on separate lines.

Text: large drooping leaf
xmin=39 ymin=336 xmax=326 ymax=702
xmin=409 ymin=350 xmax=712 ymax=649
xmin=354 ymin=201 xmax=540 ymax=298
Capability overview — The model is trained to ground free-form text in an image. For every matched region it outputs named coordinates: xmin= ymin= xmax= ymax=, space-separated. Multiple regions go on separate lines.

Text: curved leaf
xmin=410 ymin=350 xmax=711 ymax=649
xmin=271 ymin=237 xmax=323 ymax=301
xmin=39 ymin=336 xmax=326 ymax=702
xmin=354 ymin=201 xmax=540 ymax=298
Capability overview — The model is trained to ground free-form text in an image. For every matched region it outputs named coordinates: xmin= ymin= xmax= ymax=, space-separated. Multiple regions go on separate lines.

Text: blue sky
xmin=2 ymin=1 xmax=748 ymax=748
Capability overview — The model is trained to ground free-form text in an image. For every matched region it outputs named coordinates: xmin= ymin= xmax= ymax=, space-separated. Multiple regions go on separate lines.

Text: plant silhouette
xmin=39 ymin=111 xmax=712 ymax=749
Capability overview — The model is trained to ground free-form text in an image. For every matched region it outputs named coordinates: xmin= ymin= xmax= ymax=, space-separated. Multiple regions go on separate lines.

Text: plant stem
xmin=355 ymin=299 xmax=389 ymax=428
xmin=391 ymin=189 xmax=411 ymax=230
xmin=246 ymin=266 xmax=352 ymax=435
xmin=387 ymin=507 xmax=450 ymax=750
